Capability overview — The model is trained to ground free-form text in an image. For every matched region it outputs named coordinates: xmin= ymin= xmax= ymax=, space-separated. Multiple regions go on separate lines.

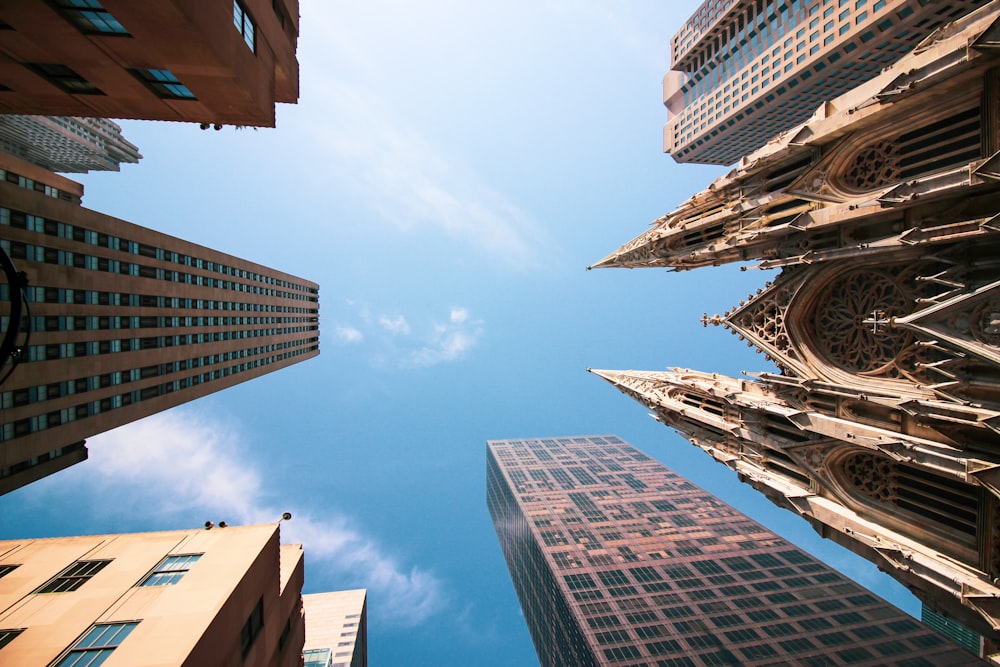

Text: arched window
xmin=832 ymin=450 xmax=981 ymax=565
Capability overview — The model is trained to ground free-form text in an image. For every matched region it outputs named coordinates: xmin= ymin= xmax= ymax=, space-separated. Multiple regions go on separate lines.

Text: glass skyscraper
xmin=487 ymin=435 xmax=980 ymax=666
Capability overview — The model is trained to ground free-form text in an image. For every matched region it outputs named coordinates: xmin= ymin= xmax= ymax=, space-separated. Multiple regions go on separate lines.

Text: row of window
xmin=0 ymin=342 xmax=318 ymax=441
xmin=4 ymin=237 xmax=315 ymax=304
xmin=0 ymin=442 xmax=85 ymax=482
xmin=0 ymin=168 xmax=67 ymax=201
xmin=1 ymin=207 xmax=317 ymax=296
xmin=2 ymin=338 xmax=313 ymax=410
xmin=3 ymin=284 xmax=315 ymax=315
xmin=22 ymin=313 xmax=314 ymax=333
xmin=23 ymin=61 xmax=195 ymax=101
xmin=0 ymin=553 xmax=200 ymax=594
xmin=18 ymin=324 xmax=315 ymax=364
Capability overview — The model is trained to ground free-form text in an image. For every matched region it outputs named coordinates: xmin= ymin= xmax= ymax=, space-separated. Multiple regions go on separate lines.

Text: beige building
xmin=593 ymin=2 xmax=1000 ymax=652
xmin=0 ymin=0 xmax=299 ymax=127
xmin=303 ymin=590 xmax=367 ymax=667
xmin=0 ymin=523 xmax=304 ymax=666
xmin=663 ymin=0 xmax=987 ymax=164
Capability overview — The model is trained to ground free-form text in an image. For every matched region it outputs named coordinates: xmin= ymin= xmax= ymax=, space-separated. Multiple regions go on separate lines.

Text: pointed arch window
xmin=836 ymin=451 xmax=981 ymax=553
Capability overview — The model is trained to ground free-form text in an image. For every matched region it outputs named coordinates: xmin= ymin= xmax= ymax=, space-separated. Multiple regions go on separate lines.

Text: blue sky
xmin=2 ymin=2 xmax=922 ymax=665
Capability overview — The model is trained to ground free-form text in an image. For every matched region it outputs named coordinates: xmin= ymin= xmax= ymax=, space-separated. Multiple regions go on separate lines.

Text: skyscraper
xmin=663 ymin=0 xmax=987 ymax=164
xmin=303 ymin=590 xmax=368 ymax=667
xmin=0 ymin=522 xmax=305 ymax=666
xmin=0 ymin=0 xmax=299 ymax=127
xmin=0 ymin=151 xmax=319 ymax=493
xmin=0 ymin=115 xmax=141 ymax=174
xmin=487 ymin=435 xmax=977 ymax=666
xmin=591 ymin=2 xmax=1000 ymax=640
xmin=923 ymin=605 xmax=985 ymax=658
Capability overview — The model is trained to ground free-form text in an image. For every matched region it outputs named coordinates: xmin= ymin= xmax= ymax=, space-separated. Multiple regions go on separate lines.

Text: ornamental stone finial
xmin=701 ymin=313 xmax=725 ymax=327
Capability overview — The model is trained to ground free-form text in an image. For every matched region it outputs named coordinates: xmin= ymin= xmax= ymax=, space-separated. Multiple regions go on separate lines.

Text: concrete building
xmin=0 ymin=523 xmax=304 ymax=666
xmin=0 ymin=152 xmax=319 ymax=493
xmin=487 ymin=435 xmax=978 ymax=666
xmin=0 ymin=115 xmax=141 ymax=173
xmin=302 ymin=590 xmax=367 ymax=667
xmin=592 ymin=2 xmax=1000 ymax=646
xmin=663 ymin=0 xmax=987 ymax=164
xmin=0 ymin=0 xmax=299 ymax=127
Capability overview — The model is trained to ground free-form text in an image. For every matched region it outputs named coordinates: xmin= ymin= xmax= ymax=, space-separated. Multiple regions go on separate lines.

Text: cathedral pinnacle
xmin=700 ymin=313 xmax=725 ymax=327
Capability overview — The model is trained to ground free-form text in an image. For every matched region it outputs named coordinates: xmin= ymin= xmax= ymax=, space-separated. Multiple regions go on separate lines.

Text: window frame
xmin=138 ymin=553 xmax=202 ymax=587
xmin=48 ymin=0 xmax=129 ymax=35
xmin=24 ymin=63 xmax=103 ymax=95
xmin=233 ymin=0 xmax=256 ymax=53
xmin=35 ymin=559 xmax=111 ymax=594
xmin=52 ymin=621 xmax=139 ymax=667
xmin=241 ymin=597 xmax=264 ymax=659
xmin=128 ymin=68 xmax=196 ymax=100
xmin=0 ymin=629 xmax=24 ymax=651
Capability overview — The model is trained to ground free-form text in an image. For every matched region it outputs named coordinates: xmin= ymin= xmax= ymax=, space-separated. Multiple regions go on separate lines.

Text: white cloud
xmin=290 ymin=11 xmax=549 ymax=270
xmin=83 ymin=410 xmax=446 ymax=626
xmin=337 ymin=301 xmax=484 ymax=369
xmin=407 ymin=309 xmax=483 ymax=369
xmin=335 ymin=325 xmax=364 ymax=343
xmin=378 ymin=314 xmax=411 ymax=335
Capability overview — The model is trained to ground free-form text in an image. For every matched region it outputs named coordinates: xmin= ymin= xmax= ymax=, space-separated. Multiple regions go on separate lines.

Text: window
xmin=630 ymin=566 xmax=662 ymax=582
xmin=739 ymin=644 xmax=778 ymax=660
xmin=0 ymin=564 xmax=17 ymax=579
xmin=54 ymin=622 xmax=138 ymax=666
xmin=0 ymin=629 xmax=23 ymax=650
xmin=233 ymin=0 xmax=256 ymax=52
xmin=563 ymin=573 xmax=596 ymax=590
xmin=241 ymin=598 xmax=264 ymax=659
xmin=25 ymin=63 xmax=102 ymax=95
xmin=749 ymin=553 xmax=782 ymax=567
xmin=603 ymin=646 xmax=641 ymax=660
xmin=597 ymin=570 xmax=629 ymax=586
xmin=692 ymin=560 xmax=725 ymax=575
xmin=625 ymin=611 xmax=658 ymax=623
xmin=746 ymin=609 xmax=779 ymax=623
xmin=303 ymin=648 xmax=332 ymax=667
xmin=595 ymin=629 xmax=631 ymax=644
xmin=586 ymin=615 xmax=621 ymax=630
xmin=50 ymin=0 xmax=128 ymax=34
xmin=139 ymin=554 xmax=201 ymax=586
xmin=130 ymin=69 xmax=195 ymax=100
xmin=645 ymin=639 xmax=682 ymax=655
xmin=776 ymin=636 xmax=815 ymax=654
xmin=36 ymin=560 xmax=111 ymax=593
xmin=635 ymin=624 xmax=667 ymax=639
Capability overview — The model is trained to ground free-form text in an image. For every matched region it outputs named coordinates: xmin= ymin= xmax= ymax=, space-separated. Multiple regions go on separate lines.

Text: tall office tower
xmin=923 ymin=605 xmax=985 ymax=658
xmin=0 ymin=523 xmax=305 ymax=666
xmin=0 ymin=0 xmax=298 ymax=127
xmin=0 ymin=115 xmax=141 ymax=174
xmin=303 ymin=590 xmax=368 ymax=667
xmin=663 ymin=0 xmax=987 ymax=164
xmin=590 ymin=2 xmax=1000 ymax=641
xmin=0 ymin=151 xmax=320 ymax=494
xmin=487 ymin=435 xmax=978 ymax=666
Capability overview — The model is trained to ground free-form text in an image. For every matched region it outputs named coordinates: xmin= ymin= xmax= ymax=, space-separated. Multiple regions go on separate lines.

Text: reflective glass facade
xmin=487 ymin=435 xmax=979 ymax=666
